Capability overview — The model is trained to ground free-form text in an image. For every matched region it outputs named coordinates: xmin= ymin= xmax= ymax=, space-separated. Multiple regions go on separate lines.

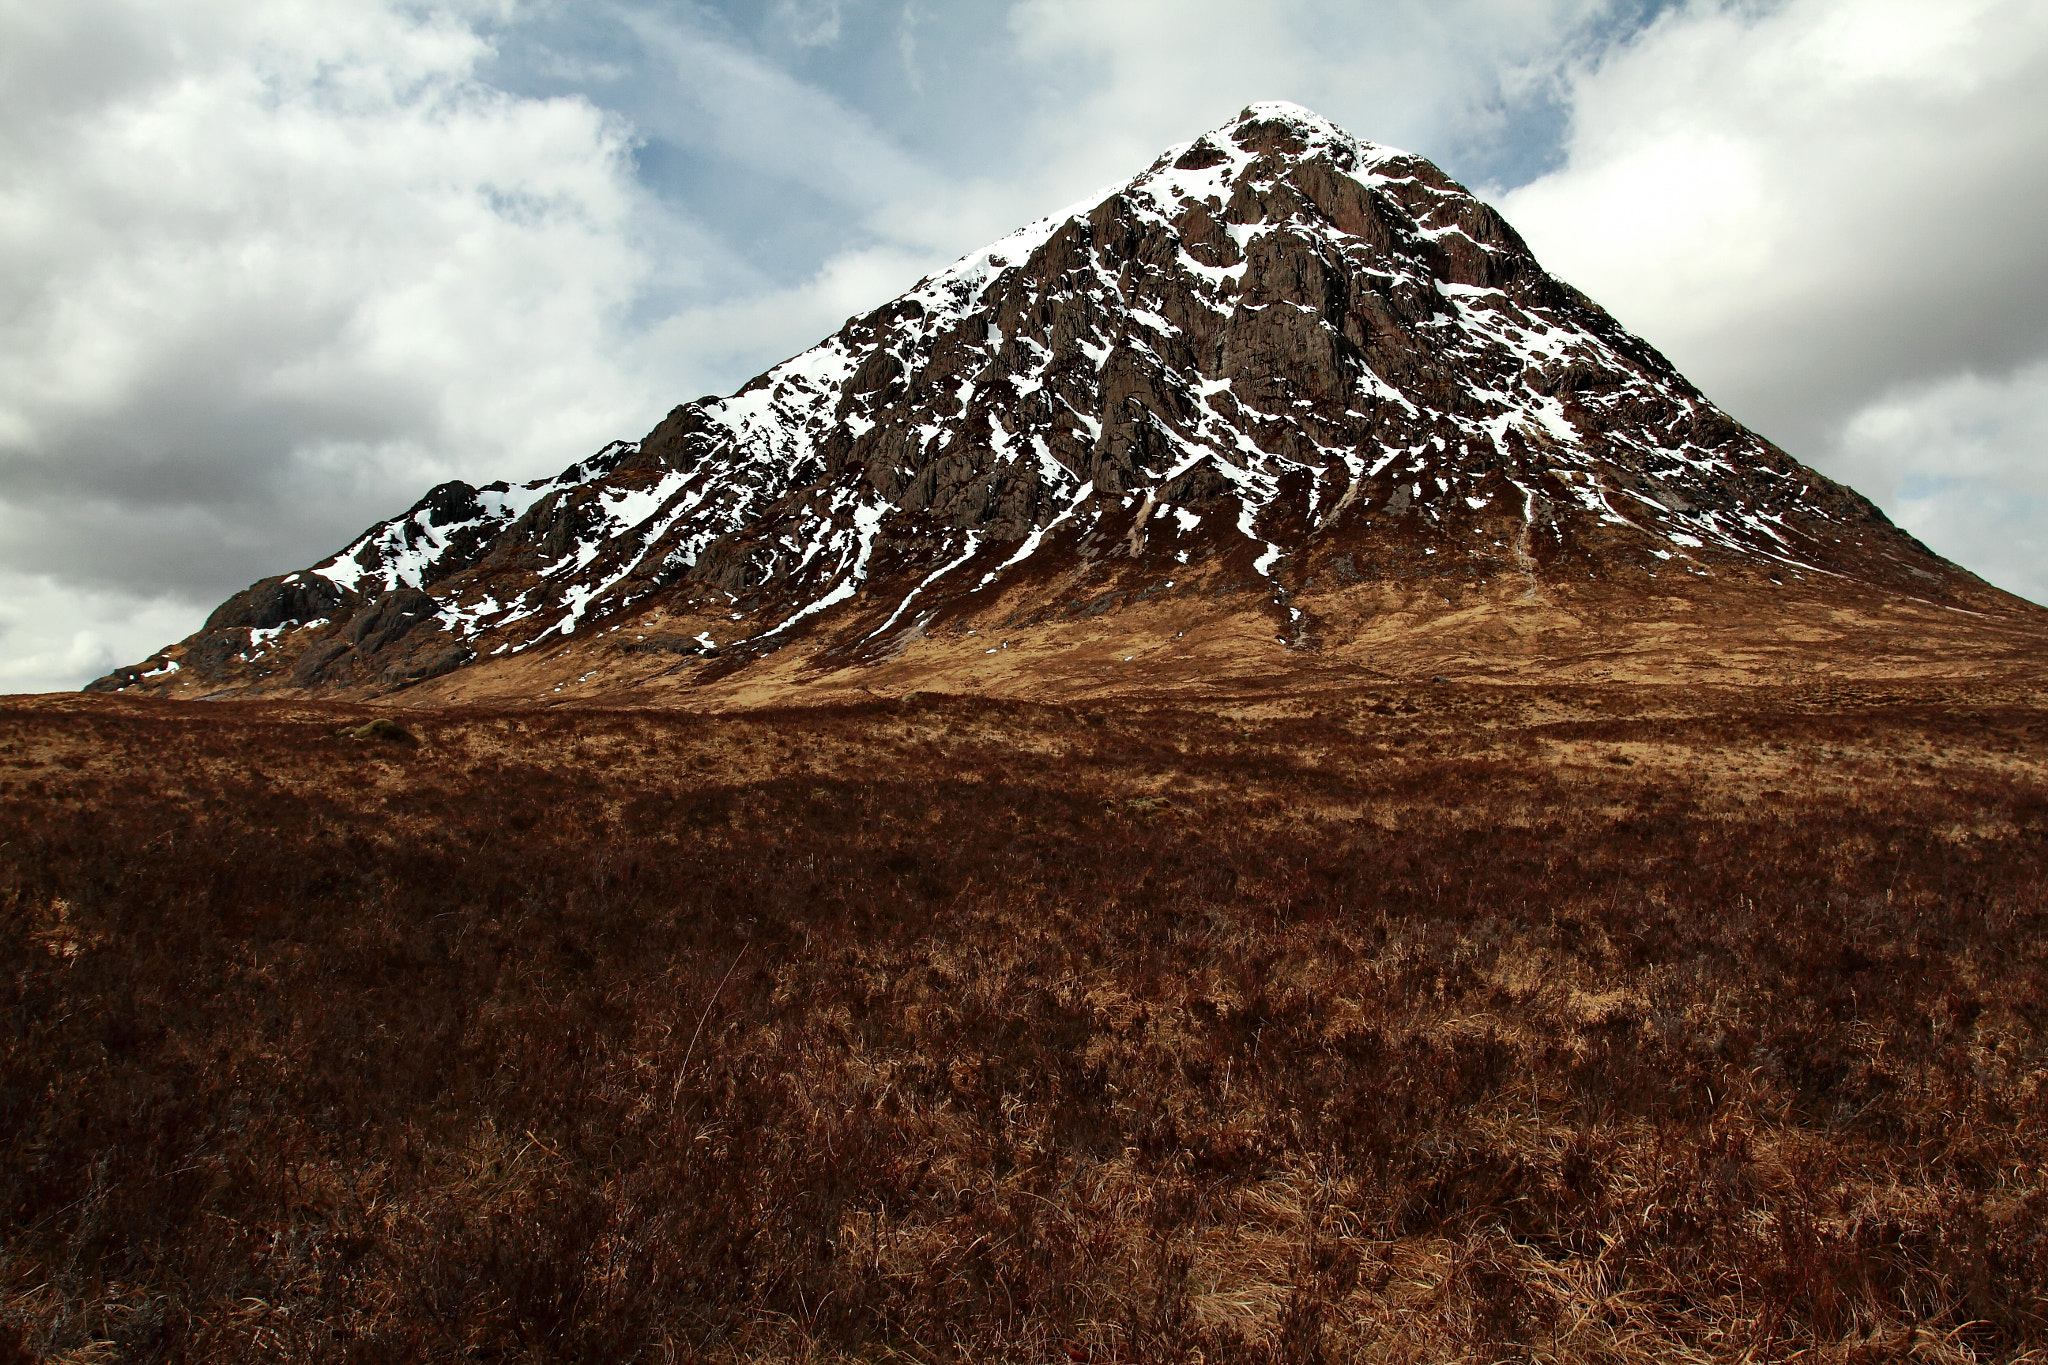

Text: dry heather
xmin=2 ymin=682 xmax=2046 ymax=1363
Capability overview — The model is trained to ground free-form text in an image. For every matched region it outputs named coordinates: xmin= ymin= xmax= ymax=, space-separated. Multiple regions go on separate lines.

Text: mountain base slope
xmin=105 ymin=566 xmax=2047 ymax=711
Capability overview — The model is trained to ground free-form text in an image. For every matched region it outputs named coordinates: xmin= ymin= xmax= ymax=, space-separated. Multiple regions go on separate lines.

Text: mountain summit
xmin=92 ymin=103 xmax=2043 ymax=702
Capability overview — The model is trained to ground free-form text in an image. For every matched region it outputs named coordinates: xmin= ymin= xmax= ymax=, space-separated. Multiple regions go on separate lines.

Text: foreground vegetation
xmin=3 ymin=683 xmax=2045 ymax=1362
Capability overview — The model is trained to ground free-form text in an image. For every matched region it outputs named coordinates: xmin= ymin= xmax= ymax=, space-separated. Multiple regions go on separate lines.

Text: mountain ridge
xmin=88 ymin=102 xmax=2046 ymax=704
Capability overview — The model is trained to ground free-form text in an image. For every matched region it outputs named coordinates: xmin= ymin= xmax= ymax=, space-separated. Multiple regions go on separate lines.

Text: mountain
xmin=89 ymin=103 xmax=2046 ymax=704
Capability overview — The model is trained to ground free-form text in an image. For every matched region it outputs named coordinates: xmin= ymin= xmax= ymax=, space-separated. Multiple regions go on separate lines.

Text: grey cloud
xmin=0 ymin=492 xmax=397 ymax=605
xmin=0 ymin=311 xmax=438 ymax=511
xmin=0 ymin=566 xmax=206 ymax=694
xmin=0 ymin=1 xmax=690 ymax=690
xmin=1499 ymin=0 xmax=2048 ymax=602
xmin=0 ymin=0 xmax=205 ymax=147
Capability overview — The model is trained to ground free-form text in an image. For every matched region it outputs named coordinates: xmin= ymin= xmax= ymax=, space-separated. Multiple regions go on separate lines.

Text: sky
xmin=3 ymin=0 xmax=2045 ymax=694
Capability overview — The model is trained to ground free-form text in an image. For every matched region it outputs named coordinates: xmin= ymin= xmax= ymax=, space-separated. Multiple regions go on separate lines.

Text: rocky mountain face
xmin=90 ymin=103 xmax=2028 ymax=702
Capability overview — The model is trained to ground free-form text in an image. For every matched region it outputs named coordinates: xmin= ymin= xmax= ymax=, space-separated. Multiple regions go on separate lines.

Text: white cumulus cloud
xmin=1499 ymin=0 xmax=2048 ymax=602
xmin=0 ymin=0 xmax=684 ymax=692
xmin=1833 ymin=362 xmax=2048 ymax=601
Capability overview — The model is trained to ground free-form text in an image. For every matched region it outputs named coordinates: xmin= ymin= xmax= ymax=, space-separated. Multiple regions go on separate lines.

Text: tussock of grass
xmin=337 ymin=717 xmax=415 ymax=745
xmin=1 ymin=685 xmax=2045 ymax=1361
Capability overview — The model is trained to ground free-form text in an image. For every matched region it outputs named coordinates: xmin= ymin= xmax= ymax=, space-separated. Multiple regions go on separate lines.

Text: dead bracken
xmin=2 ymin=680 xmax=2044 ymax=1361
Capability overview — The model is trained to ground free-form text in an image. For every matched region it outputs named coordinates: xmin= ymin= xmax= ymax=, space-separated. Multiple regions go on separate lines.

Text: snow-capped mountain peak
xmin=93 ymin=104 xmax=2021 ymax=699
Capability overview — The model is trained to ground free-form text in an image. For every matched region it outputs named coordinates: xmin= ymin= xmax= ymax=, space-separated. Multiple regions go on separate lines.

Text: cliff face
xmin=91 ymin=103 xmax=2031 ymax=702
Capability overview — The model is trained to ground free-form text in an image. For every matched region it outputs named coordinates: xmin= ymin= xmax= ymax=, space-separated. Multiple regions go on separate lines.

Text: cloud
xmin=0 ymin=0 xmax=697 ymax=688
xmin=0 ymin=568 xmax=199 ymax=697
xmin=770 ymin=0 xmax=844 ymax=49
xmin=620 ymin=7 xmax=939 ymax=224
xmin=1002 ymin=0 xmax=1648 ymax=192
xmin=897 ymin=2 xmax=924 ymax=95
xmin=1832 ymin=362 xmax=2048 ymax=603
xmin=1497 ymin=0 xmax=2048 ymax=600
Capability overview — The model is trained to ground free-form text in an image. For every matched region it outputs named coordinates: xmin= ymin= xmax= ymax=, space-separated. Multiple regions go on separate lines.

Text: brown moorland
xmin=3 ymin=681 xmax=2047 ymax=1362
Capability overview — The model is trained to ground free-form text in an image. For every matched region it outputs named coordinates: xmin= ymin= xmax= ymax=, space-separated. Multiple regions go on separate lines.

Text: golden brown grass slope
xmin=3 ymin=682 xmax=2047 ymax=1362
xmin=127 ymin=559 xmax=2048 ymax=714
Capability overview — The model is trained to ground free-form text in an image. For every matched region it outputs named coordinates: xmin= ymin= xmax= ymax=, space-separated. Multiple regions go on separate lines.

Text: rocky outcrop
xmin=204 ymin=573 xmax=349 ymax=633
xmin=348 ymin=588 xmax=437 ymax=657
xmin=92 ymin=102 xmax=1999 ymax=698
